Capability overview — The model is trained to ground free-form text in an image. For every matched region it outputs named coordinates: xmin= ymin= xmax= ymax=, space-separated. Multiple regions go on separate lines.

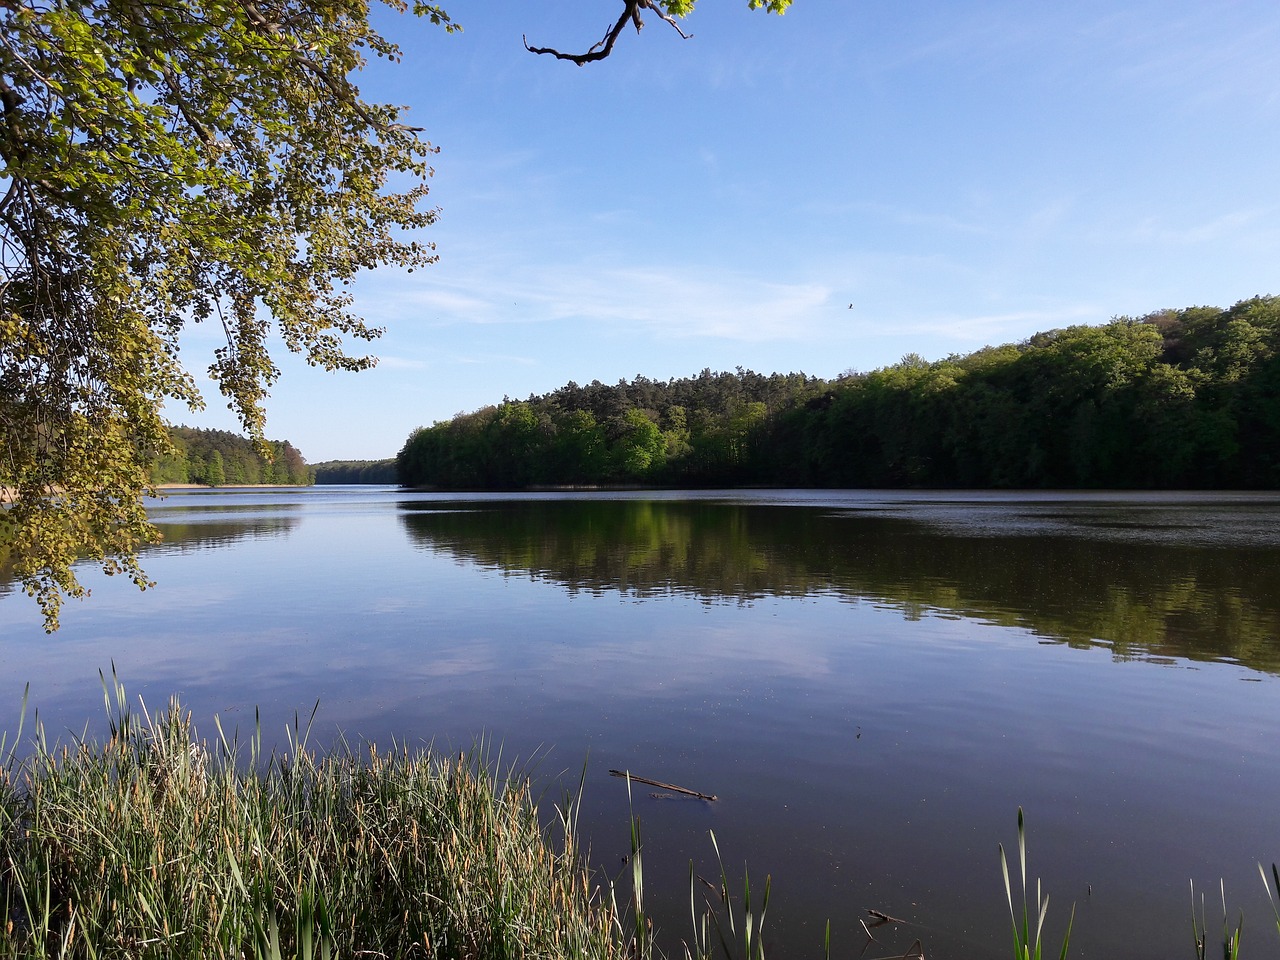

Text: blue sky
xmin=180 ymin=0 xmax=1280 ymax=461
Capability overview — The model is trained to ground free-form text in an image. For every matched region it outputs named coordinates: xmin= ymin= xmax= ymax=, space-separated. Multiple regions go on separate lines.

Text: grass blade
xmin=1261 ymin=862 xmax=1280 ymax=941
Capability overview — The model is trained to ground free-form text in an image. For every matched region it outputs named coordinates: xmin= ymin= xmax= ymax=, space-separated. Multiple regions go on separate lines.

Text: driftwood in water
xmin=608 ymin=769 xmax=718 ymax=801
xmin=866 ymin=908 xmax=905 ymax=927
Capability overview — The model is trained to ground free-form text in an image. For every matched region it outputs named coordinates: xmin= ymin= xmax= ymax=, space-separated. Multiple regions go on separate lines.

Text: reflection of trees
xmin=399 ymin=500 xmax=1280 ymax=674
xmin=402 ymin=501 xmax=800 ymax=603
xmin=1 ymin=515 xmax=299 ymax=600
xmin=146 ymin=517 xmax=300 ymax=556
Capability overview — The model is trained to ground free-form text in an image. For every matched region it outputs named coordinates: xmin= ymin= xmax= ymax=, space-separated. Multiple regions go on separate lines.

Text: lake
xmin=3 ymin=487 xmax=1280 ymax=958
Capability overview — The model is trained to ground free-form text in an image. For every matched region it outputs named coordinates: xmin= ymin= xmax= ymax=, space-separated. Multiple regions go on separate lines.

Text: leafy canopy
xmin=0 ymin=0 xmax=456 ymax=629
xmin=0 ymin=0 xmax=788 ymax=631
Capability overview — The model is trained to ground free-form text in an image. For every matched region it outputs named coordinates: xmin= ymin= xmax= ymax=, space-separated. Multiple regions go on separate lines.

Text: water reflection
xmin=5 ymin=489 xmax=1280 ymax=960
xmin=148 ymin=515 xmax=300 ymax=555
xmin=398 ymin=497 xmax=1280 ymax=674
xmin=0 ymin=512 xmax=299 ymax=597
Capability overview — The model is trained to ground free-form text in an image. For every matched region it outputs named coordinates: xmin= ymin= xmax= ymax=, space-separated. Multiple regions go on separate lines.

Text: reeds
xmin=999 ymin=807 xmax=1074 ymax=960
xmin=1190 ymin=879 xmax=1242 ymax=960
xmin=1262 ymin=862 xmax=1280 ymax=944
xmin=601 ymin=773 xmax=773 ymax=960
xmin=9 ymin=679 xmax=1278 ymax=960
xmin=0 ymin=678 xmax=625 ymax=959
xmin=682 ymin=830 xmax=770 ymax=960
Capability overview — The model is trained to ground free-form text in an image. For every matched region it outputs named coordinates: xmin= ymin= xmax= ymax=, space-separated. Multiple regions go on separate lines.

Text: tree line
xmin=312 ymin=459 xmax=399 ymax=484
xmin=396 ymin=296 xmax=1280 ymax=490
xmin=151 ymin=427 xmax=312 ymax=487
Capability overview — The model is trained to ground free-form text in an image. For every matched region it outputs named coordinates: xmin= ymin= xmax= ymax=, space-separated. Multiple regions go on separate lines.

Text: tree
xmin=205 ymin=450 xmax=226 ymax=488
xmin=606 ymin=408 xmax=665 ymax=479
xmin=1 ymin=0 xmax=800 ymax=630
xmin=524 ymin=0 xmax=792 ymax=65
xmin=1 ymin=0 xmax=456 ymax=629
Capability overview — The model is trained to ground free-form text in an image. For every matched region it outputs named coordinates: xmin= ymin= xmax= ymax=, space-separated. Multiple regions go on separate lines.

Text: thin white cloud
xmin=1109 ymin=9 xmax=1280 ymax=112
xmin=1122 ymin=207 xmax=1276 ymax=246
xmin=895 ymin=305 xmax=1105 ymax=346
xmin=360 ymin=282 xmax=494 ymax=322
xmin=564 ymin=266 xmax=832 ymax=341
xmin=854 ymin=9 xmax=1043 ymax=79
xmin=353 ymin=259 xmax=836 ymax=343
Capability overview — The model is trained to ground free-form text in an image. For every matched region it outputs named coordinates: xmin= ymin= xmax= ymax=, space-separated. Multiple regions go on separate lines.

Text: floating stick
xmin=608 ymin=769 xmax=718 ymax=801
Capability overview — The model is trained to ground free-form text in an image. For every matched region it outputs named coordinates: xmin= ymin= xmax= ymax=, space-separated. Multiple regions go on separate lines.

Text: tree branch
xmin=523 ymin=0 xmax=690 ymax=65
xmin=236 ymin=0 xmax=419 ymax=134
xmin=646 ymin=3 xmax=693 ymax=39
xmin=157 ymin=62 xmax=214 ymax=145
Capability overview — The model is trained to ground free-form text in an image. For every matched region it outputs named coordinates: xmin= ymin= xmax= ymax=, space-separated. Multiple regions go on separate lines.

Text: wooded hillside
xmin=312 ymin=459 xmax=399 ymax=484
xmin=152 ymin=428 xmax=312 ymax=486
xmin=396 ymin=296 xmax=1280 ymax=490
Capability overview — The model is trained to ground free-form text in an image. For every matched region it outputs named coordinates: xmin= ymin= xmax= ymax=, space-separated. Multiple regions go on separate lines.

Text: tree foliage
xmin=155 ymin=426 xmax=312 ymax=486
xmin=397 ymin=298 xmax=1280 ymax=492
xmin=396 ymin=368 xmax=823 ymax=489
xmin=311 ymin=457 xmax=397 ymax=484
xmin=1 ymin=0 xmax=454 ymax=628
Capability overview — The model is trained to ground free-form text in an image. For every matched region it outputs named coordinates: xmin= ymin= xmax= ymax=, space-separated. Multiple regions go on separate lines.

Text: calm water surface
xmin=3 ymin=488 xmax=1280 ymax=959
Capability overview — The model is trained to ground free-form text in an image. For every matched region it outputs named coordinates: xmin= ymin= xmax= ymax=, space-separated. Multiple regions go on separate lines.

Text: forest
xmin=312 ymin=459 xmax=399 ymax=484
xmin=396 ymin=296 xmax=1280 ymax=490
xmin=151 ymin=427 xmax=312 ymax=486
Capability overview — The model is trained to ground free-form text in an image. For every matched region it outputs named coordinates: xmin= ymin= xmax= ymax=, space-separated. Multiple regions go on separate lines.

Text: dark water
xmin=3 ymin=488 xmax=1280 ymax=958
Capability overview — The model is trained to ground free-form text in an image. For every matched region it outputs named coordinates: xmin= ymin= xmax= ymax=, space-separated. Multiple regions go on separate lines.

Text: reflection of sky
xmin=2 ymin=489 xmax=1280 ymax=959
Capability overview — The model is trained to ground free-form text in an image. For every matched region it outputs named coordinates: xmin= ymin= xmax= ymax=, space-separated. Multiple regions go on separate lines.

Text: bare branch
xmin=524 ymin=0 xmax=691 ymax=65
xmin=647 ymin=3 xmax=692 ymax=39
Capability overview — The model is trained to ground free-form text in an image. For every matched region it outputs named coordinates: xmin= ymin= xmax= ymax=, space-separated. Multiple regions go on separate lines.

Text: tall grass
xmin=0 ymin=678 xmax=625 ymax=959
xmin=1190 ymin=880 xmax=1242 ymax=960
xmin=6 ymin=682 xmax=1278 ymax=960
xmin=682 ymin=830 xmax=770 ymax=960
xmin=1262 ymin=862 xmax=1280 ymax=944
xmin=612 ymin=773 xmax=772 ymax=960
xmin=999 ymin=807 xmax=1074 ymax=960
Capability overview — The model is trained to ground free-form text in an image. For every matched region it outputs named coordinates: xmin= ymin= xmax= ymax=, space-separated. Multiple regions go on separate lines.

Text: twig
xmin=609 ymin=769 xmax=717 ymax=801
xmin=524 ymin=0 xmax=691 ymax=65
xmin=861 ymin=942 xmax=924 ymax=960
xmin=857 ymin=917 xmax=879 ymax=959
xmin=866 ymin=908 xmax=905 ymax=926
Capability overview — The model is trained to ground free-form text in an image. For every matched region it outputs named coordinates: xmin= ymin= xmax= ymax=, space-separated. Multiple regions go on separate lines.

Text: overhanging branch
xmin=523 ymin=0 xmax=691 ymax=66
